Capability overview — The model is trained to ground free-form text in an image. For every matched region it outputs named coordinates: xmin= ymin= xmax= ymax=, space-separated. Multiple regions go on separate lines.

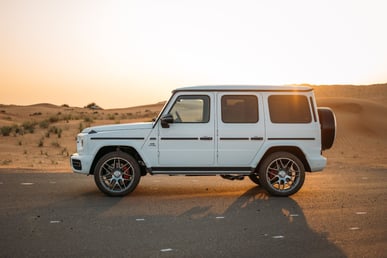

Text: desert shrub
xmin=1 ymin=126 xmax=12 ymax=136
xmin=85 ymin=102 xmax=96 ymax=108
xmin=1 ymin=159 xmax=12 ymax=165
xmin=39 ymin=120 xmax=50 ymax=129
xmin=119 ymin=114 xmax=126 ymax=119
xmin=62 ymin=104 xmax=69 ymax=108
xmin=107 ymin=114 xmax=115 ymax=120
xmin=62 ymin=114 xmax=72 ymax=122
xmin=61 ymin=147 xmax=69 ymax=156
xmin=79 ymin=122 xmax=84 ymax=132
xmin=22 ymin=121 xmax=36 ymax=134
xmin=13 ymin=125 xmax=24 ymax=135
xmin=49 ymin=126 xmax=57 ymax=134
xmin=48 ymin=126 xmax=63 ymax=138
xmin=51 ymin=141 xmax=61 ymax=148
xmin=48 ymin=115 xmax=59 ymax=123
xmin=85 ymin=102 xmax=102 ymax=110
xmin=83 ymin=116 xmax=93 ymax=123
xmin=38 ymin=137 xmax=44 ymax=147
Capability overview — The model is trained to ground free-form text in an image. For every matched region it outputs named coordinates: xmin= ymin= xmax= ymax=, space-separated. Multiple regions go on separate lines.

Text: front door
xmin=158 ymin=93 xmax=215 ymax=167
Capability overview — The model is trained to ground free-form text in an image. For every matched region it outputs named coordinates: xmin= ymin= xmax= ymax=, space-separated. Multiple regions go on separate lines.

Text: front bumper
xmin=70 ymin=153 xmax=93 ymax=175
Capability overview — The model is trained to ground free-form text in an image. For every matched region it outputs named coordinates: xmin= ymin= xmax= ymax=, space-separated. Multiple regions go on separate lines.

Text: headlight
xmin=77 ymin=134 xmax=87 ymax=153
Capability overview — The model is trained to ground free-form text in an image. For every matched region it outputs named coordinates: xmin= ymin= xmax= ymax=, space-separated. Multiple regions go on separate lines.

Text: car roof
xmin=173 ymin=85 xmax=313 ymax=93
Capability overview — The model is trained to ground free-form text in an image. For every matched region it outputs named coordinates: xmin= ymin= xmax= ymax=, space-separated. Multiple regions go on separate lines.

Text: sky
xmin=1 ymin=0 xmax=386 ymax=109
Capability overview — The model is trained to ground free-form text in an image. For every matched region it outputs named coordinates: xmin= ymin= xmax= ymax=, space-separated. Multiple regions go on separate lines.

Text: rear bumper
xmin=70 ymin=153 xmax=93 ymax=175
xmin=307 ymin=155 xmax=327 ymax=172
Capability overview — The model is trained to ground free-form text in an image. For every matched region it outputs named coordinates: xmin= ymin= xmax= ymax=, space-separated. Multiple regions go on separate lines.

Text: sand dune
xmin=312 ymin=84 xmax=387 ymax=104
xmin=0 ymin=85 xmax=386 ymax=171
xmin=319 ymin=97 xmax=387 ymax=137
xmin=318 ymin=97 xmax=387 ymax=169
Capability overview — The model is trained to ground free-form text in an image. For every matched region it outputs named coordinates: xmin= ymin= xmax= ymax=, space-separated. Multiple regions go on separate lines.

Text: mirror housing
xmin=161 ymin=114 xmax=174 ymax=128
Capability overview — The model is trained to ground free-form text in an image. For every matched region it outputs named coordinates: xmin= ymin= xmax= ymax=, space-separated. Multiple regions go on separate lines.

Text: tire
xmin=258 ymin=152 xmax=305 ymax=197
xmin=94 ymin=151 xmax=141 ymax=197
xmin=248 ymin=173 xmax=261 ymax=185
xmin=318 ymin=107 xmax=336 ymax=150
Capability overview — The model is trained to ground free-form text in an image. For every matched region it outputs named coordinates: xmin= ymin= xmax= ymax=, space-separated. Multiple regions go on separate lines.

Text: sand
xmin=0 ymin=84 xmax=386 ymax=172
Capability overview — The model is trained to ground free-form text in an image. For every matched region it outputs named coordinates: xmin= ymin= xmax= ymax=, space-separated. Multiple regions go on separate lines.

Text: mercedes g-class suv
xmin=71 ymin=85 xmax=336 ymax=197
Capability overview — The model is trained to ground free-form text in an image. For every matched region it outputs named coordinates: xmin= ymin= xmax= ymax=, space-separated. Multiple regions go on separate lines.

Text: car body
xmin=71 ymin=85 xmax=336 ymax=196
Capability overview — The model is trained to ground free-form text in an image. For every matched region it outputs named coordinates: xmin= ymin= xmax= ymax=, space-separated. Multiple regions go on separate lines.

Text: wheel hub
xmin=278 ymin=170 xmax=287 ymax=178
xmin=113 ymin=170 xmax=122 ymax=178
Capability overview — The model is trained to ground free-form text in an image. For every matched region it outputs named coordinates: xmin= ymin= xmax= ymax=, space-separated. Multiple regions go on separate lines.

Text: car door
xmin=157 ymin=93 xmax=215 ymax=166
xmin=217 ymin=93 xmax=265 ymax=166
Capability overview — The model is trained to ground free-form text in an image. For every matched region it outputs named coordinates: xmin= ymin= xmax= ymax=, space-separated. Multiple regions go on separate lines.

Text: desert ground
xmin=1 ymin=84 xmax=386 ymax=257
xmin=0 ymin=84 xmax=386 ymax=172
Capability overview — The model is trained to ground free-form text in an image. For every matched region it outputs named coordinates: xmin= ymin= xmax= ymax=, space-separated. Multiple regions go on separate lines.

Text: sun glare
xmin=0 ymin=0 xmax=386 ymax=108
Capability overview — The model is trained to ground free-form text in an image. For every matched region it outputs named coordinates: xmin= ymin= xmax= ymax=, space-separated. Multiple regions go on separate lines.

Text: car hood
xmin=83 ymin=122 xmax=153 ymax=134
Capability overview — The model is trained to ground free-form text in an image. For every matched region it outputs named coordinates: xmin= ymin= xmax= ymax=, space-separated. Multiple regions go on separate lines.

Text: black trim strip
xmin=250 ymin=137 xmax=264 ymax=140
xmin=310 ymin=97 xmax=317 ymax=122
xmin=220 ymin=137 xmax=249 ymax=140
xmin=200 ymin=137 xmax=213 ymax=140
xmin=90 ymin=137 xmax=145 ymax=140
xmin=151 ymin=167 xmax=253 ymax=172
xmin=268 ymin=137 xmax=315 ymax=140
xmin=160 ymin=137 xmax=198 ymax=140
xmin=174 ymin=89 xmax=313 ymax=93
xmin=150 ymin=137 xmax=157 ymax=140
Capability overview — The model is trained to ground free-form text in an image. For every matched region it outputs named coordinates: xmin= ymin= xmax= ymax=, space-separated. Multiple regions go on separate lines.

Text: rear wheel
xmin=259 ymin=152 xmax=305 ymax=197
xmin=94 ymin=151 xmax=141 ymax=196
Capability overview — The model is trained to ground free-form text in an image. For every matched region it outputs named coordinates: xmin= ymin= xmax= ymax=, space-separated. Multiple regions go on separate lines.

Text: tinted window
xmin=268 ymin=95 xmax=312 ymax=123
xmin=221 ymin=95 xmax=258 ymax=123
xmin=169 ymin=95 xmax=210 ymax=123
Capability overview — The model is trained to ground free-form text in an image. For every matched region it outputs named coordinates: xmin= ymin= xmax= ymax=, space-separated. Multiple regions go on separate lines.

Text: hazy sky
xmin=1 ymin=0 xmax=386 ymax=108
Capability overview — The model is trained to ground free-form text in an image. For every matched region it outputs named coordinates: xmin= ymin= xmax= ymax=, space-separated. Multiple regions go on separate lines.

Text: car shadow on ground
xmin=0 ymin=173 xmax=346 ymax=257
xmin=75 ymin=182 xmax=346 ymax=257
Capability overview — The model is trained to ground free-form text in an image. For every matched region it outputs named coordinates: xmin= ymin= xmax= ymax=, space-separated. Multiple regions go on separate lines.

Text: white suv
xmin=71 ymin=85 xmax=336 ymax=197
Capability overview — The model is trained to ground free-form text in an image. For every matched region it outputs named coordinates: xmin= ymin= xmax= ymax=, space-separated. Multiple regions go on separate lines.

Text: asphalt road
xmin=0 ymin=166 xmax=386 ymax=258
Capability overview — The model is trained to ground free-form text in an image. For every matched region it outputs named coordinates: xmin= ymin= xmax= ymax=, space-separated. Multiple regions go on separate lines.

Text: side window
xmin=268 ymin=95 xmax=312 ymax=123
xmin=221 ymin=95 xmax=258 ymax=123
xmin=169 ymin=95 xmax=210 ymax=123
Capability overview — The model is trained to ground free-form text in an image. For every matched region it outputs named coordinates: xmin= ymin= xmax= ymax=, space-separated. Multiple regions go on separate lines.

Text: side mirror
xmin=161 ymin=114 xmax=174 ymax=128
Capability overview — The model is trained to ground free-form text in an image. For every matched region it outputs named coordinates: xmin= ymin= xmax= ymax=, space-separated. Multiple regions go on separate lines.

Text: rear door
xmin=217 ymin=93 xmax=265 ymax=166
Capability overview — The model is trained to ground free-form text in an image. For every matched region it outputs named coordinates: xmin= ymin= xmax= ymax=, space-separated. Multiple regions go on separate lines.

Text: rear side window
xmin=221 ymin=95 xmax=258 ymax=123
xmin=268 ymin=95 xmax=312 ymax=123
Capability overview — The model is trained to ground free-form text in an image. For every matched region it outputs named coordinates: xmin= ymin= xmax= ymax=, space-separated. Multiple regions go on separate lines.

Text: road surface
xmin=0 ymin=166 xmax=386 ymax=257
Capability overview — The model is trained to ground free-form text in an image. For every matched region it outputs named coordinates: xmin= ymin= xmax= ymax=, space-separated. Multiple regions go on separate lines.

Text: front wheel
xmin=258 ymin=152 xmax=305 ymax=197
xmin=94 ymin=152 xmax=141 ymax=196
xmin=248 ymin=173 xmax=261 ymax=185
